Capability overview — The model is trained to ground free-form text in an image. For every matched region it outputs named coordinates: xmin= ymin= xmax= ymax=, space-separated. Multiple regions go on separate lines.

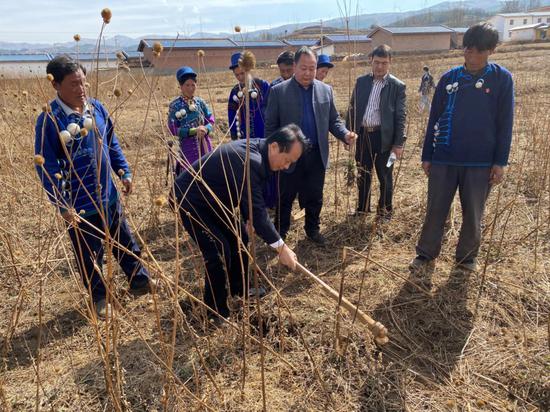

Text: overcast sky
xmin=0 ymin=0 xmax=445 ymax=43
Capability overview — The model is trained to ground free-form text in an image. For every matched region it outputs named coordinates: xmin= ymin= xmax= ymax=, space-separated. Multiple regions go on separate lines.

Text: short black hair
xmin=266 ymin=123 xmax=309 ymax=153
xmin=277 ymin=50 xmax=294 ymax=66
xmin=370 ymin=44 xmax=392 ymax=59
xmin=47 ymin=55 xmax=86 ymax=83
xmin=463 ymin=23 xmax=499 ymax=51
xmin=423 ymin=66 xmax=429 ymax=71
xmin=294 ymin=47 xmax=317 ymax=64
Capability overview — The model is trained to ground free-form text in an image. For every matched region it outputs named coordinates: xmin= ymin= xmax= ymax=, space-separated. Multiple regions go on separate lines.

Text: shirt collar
xmin=292 ymin=76 xmax=313 ymax=90
xmin=55 ymin=95 xmax=90 ymax=117
xmin=371 ymin=73 xmax=389 ymax=82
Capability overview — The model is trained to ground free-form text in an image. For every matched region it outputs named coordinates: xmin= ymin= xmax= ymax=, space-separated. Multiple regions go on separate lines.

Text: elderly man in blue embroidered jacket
xmin=347 ymin=44 xmax=407 ymax=220
xmin=265 ymin=46 xmax=356 ymax=245
xmin=34 ymin=55 xmax=154 ymax=318
xmin=411 ymin=23 xmax=514 ymax=273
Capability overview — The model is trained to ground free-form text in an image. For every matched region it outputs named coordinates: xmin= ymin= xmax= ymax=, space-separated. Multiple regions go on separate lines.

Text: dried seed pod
xmin=34 ymin=154 xmax=45 ymax=166
xmin=197 ymin=49 xmax=205 ymax=57
xmin=80 ymin=128 xmax=88 ymax=137
xmin=234 ymin=26 xmax=241 ymax=33
xmin=154 ymin=196 xmax=167 ymax=207
xmin=101 ymin=8 xmax=112 ymax=24
xmin=239 ymin=50 xmax=256 ymax=72
xmin=113 ymin=88 xmax=122 ymax=97
xmin=153 ymin=42 xmax=163 ymax=54
xmin=74 ymin=34 xmax=81 ymax=42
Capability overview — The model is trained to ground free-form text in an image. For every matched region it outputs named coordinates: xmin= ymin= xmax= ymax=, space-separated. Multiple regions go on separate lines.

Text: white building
xmin=0 ymin=53 xmax=52 ymax=78
xmin=488 ymin=12 xmax=550 ymax=42
xmin=311 ymin=44 xmax=335 ymax=56
xmin=509 ymin=23 xmax=550 ymax=42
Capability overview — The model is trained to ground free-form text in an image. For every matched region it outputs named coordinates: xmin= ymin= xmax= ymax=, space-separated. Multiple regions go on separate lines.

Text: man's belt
xmin=363 ymin=126 xmax=381 ymax=133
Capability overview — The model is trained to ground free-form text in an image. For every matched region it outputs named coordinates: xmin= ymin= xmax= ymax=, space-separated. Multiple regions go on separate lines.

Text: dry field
xmin=0 ymin=42 xmax=549 ymax=411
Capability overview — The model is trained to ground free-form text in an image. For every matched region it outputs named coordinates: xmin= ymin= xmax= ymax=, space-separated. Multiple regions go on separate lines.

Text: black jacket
xmin=346 ymin=73 xmax=407 ymax=153
xmin=175 ymin=139 xmax=280 ymax=244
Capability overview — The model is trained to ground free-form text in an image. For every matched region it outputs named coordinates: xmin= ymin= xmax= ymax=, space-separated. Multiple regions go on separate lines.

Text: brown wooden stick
xmin=295 ymin=262 xmax=389 ymax=346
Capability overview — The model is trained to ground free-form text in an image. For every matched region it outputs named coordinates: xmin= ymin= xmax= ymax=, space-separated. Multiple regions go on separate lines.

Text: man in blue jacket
xmin=35 ymin=55 xmax=154 ymax=318
xmin=411 ymin=23 xmax=514 ymax=273
xmin=175 ymin=125 xmax=304 ymax=320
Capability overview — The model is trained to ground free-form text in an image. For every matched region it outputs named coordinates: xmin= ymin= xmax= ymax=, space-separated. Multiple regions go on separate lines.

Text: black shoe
xmin=456 ymin=258 xmax=477 ymax=272
xmin=409 ymin=255 xmax=433 ymax=271
xmin=248 ymin=286 xmax=267 ymax=298
xmin=351 ymin=210 xmax=368 ymax=218
xmin=376 ymin=209 xmax=393 ymax=221
xmin=306 ymin=231 xmax=327 ymax=245
xmin=208 ymin=314 xmax=229 ymax=328
xmin=129 ymin=278 xmax=158 ymax=296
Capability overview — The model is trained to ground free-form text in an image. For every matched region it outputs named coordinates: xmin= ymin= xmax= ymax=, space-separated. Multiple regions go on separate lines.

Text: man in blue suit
xmin=265 ymin=47 xmax=356 ymax=244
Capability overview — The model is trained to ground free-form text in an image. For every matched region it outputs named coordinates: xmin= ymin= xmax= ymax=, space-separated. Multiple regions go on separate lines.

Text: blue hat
xmin=176 ymin=66 xmax=197 ymax=83
xmin=317 ymin=54 xmax=334 ymax=69
xmin=229 ymin=52 xmax=242 ymax=70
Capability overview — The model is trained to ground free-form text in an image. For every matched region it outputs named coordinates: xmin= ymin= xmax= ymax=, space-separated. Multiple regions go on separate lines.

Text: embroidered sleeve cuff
xmin=269 ymin=239 xmax=284 ymax=250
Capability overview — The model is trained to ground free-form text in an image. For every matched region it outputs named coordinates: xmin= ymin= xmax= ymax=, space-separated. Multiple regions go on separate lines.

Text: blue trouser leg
xmin=68 ymin=213 xmax=106 ymax=302
xmin=67 ymin=202 xmax=149 ymax=302
xmin=107 ymin=202 xmax=149 ymax=287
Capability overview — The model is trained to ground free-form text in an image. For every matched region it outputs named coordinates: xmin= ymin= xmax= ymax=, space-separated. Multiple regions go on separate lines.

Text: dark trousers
xmin=179 ymin=202 xmax=249 ymax=318
xmin=355 ymin=129 xmax=393 ymax=213
xmin=67 ymin=201 xmax=149 ymax=302
xmin=416 ymin=165 xmax=491 ymax=262
xmin=276 ymin=146 xmax=325 ymax=238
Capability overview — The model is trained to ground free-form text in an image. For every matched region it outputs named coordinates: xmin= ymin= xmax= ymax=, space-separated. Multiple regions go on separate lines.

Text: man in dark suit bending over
xmin=174 ymin=125 xmax=305 ymax=320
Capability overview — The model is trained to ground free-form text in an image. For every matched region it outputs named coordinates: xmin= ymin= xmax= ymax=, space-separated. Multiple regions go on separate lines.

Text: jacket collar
xmin=55 ymin=95 xmax=90 ymax=117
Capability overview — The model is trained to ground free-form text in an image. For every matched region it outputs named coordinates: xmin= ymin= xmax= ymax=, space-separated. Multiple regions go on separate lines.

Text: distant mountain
xmin=2 ymin=0 xmax=550 ymax=54
xmin=189 ymin=32 xmax=231 ymax=39
xmin=390 ymin=7 xmax=492 ymax=27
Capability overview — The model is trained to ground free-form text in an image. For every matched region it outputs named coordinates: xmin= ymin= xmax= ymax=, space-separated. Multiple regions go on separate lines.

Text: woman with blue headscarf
xmin=168 ymin=66 xmax=215 ymax=175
